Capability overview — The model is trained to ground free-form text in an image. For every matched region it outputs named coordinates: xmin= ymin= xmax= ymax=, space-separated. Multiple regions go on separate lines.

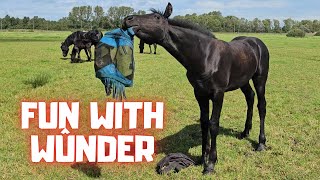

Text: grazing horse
xmin=60 ymin=31 xmax=86 ymax=59
xmin=139 ymin=39 xmax=157 ymax=54
xmin=123 ymin=3 xmax=269 ymax=174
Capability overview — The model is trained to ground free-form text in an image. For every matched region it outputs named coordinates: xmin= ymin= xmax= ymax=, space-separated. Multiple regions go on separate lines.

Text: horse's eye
xmin=155 ymin=15 xmax=160 ymax=20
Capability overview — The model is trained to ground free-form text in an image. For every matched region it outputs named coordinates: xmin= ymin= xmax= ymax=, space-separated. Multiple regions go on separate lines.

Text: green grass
xmin=0 ymin=31 xmax=319 ymax=179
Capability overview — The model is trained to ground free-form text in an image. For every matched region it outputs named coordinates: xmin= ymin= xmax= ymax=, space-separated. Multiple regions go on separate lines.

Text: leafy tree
xmin=133 ymin=10 xmax=146 ymax=15
xmin=262 ymin=19 xmax=271 ymax=33
xmin=283 ymin=18 xmax=295 ymax=32
xmin=312 ymin=20 xmax=320 ymax=32
xmin=273 ymin=19 xmax=281 ymax=33
xmin=252 ymin=18 xmax=264 ymax=32
xmin=107 ymin=6 xmax=134 ymax=28
xmin=93 ymin=6 xmax=104 ymax=28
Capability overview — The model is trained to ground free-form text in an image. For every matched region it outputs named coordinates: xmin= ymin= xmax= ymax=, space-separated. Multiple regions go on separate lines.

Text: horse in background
xmin=60 ymin=31 xmax=86 ymax=59
xmin=139 ymin=39 xmax=157 ymax=54
xmin=70 ymin=30 xmax=103 ymax=63
xmin=60 ymin=30 xmax=103 ymax=63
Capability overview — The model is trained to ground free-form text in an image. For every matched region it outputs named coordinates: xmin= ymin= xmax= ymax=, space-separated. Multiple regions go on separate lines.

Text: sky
xmin=0 ymin=0 xmax=319 ymax=21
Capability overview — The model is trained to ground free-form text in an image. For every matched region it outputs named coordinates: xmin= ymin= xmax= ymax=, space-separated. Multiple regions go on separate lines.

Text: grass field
xmin=0 ymin=31 xmax=319 ymax=179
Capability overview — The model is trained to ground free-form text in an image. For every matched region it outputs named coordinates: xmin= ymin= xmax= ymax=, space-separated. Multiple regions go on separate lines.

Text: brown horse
xmin=123 ymin=3 xmax=269 ymax=174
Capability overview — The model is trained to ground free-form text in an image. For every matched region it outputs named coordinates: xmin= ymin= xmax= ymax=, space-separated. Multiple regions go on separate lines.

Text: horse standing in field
xmin=123 ymin=3 xmax=269 ymax=175
xmin=139 ymin=39 xmax=157 ymax=54
xmin=60 ymin=30 xmax=103 ymax=63
xmin=70 ymin=30 xmax=103 ymax=63
xmin=60 ymin=31 xmax=86 ymax=60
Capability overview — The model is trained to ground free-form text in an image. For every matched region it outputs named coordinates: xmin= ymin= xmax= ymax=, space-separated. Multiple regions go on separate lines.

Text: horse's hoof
xmin=202 ymin=162 xmax=215 ymax=175
xmin=237 ymin=132 xmax=249 ymax=139
xmin=256 ymin=143 xmax=266 ymax=151
xmin=202 ymin=168 xmax=215 ymax=175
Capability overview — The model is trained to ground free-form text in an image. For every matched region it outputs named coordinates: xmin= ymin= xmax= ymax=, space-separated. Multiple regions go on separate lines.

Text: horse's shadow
xmin=71 ymin=162 xmax=101 ymax=178
xmin=141 ymin=52 xmax=158 ymax=55
xmin=60 ymin=57 xmax=70 ymax=60
xmin=60 ymin=57 xmax=92 ymax=63
xmin=156 ymin=123 xmax=258 ymax=163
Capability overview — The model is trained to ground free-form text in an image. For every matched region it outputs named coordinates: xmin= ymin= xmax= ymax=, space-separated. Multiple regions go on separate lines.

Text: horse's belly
xmin=187 ymin=72 xmax=228 ymax=94
xmin=226 ymin=59 xmax=257 ymax=90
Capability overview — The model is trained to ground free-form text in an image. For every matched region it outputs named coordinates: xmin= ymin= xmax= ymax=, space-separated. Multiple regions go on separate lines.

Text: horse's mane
xmin=62 ymin=31 xmax=84 ymax=46
xmin=150 ymin=9 xmax=216 ymax=39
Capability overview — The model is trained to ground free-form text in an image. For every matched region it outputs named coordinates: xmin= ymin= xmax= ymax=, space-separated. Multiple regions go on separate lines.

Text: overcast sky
xmin=0 ymin=0 xmax=319 ymax=21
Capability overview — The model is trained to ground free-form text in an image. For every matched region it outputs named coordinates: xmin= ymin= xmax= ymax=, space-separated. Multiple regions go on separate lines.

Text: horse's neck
xmin=64 ymin=34 xmax=75 ymax=46
xmin=160 ymin=26 xmax=215 ymax=72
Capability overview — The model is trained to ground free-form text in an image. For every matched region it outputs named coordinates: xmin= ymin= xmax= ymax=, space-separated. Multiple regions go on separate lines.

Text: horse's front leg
xmin=84 ymin=48 xmax=91 ymax=62
xmin=77 ymin=49 xmax=81 ymax=59
xmin=154 ymin=44 xmax=157 ymax=54
xmin=71 ymin=47 xmax=78 ymax=63
xmin=204 ymin=91 xmax=224 ymax=174
xmin=194 ymin=90 xmax=210 ymax=165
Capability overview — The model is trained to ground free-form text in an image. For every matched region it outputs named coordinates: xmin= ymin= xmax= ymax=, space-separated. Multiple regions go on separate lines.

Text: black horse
xmin=60 ymin=31 xmax=86 ymax=59
xmin=139 ymin=39 xmax=157 ymax=54
xmin=70 ymin=30 xmax=103 ymax=63
xmin=61 ymin=30 xmax=103 ymax=63
xmin=70 ymin=39 xmax=92 ymax=63
xmin=123 ymin=3 xmax=269 ymax=175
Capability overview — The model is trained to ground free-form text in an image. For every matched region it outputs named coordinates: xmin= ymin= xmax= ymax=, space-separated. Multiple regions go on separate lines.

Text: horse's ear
xmin=163 ymin=2 xmax=172 ymax=18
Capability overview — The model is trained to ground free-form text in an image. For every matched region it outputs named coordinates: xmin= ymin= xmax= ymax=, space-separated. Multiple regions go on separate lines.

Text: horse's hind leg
xmin=154 ymin=44 xmax=157 ymax=54
xmin=252 ymin=75 xmax=267 ymax=151
xmin=84 ymin=49 xmax=91 ymax=62
xmin=239 ymin=83 xmax=255 ymax=139
xmin=77 ymin=49 xmax=81 ymax=59
xmin=149 ymin=45 xmax=152 ymax=54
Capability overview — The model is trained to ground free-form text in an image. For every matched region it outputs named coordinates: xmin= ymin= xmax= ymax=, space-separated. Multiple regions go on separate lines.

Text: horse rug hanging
xmin=94 ymin=28 xmax=135 ymax=99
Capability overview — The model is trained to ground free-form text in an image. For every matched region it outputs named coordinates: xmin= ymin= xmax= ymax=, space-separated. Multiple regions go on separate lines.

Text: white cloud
xmin=194 ymin=0 xmax=287 ymax=10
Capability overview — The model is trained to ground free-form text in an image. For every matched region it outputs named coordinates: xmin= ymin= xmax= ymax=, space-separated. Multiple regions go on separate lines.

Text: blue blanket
xmin=94 ymin=28 xmax=135 ymax=99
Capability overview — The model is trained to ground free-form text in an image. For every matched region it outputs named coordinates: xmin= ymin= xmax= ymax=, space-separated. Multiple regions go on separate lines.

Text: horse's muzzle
xmin=122 ymin=15 xmax=136 ymax=30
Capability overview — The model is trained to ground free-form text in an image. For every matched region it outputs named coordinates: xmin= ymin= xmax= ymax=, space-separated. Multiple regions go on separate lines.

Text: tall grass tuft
xmin=24 ymin=74 xmax=50 ymax=88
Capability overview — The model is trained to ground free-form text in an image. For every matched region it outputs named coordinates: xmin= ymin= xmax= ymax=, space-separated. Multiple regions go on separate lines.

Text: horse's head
xmin=123 ymin=2 xmax=172 ymax=44
xmin=85 ymin=30 xmax=103 ymax=45
xmin=60 ymin=42 xmax=69 ymax=57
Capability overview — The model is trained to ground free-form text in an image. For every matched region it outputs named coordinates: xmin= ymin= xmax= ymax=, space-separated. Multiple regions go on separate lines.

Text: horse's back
xmin=231 ymin=36 xmax=269 ymax=77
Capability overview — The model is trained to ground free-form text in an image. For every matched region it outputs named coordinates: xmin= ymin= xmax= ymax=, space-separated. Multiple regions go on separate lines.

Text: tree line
xmin=174 ymin=12 xmax=320 ymax=33
xmin=1 ymin=5 xmax=320 ymax=33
